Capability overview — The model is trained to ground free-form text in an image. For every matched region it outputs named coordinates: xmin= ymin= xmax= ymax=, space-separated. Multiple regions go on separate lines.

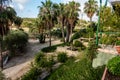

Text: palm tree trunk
xmin=66 ymin=24 xmax=70 ymax=42
xmin=0 ymin=37 xmax=3 ymax=69
xmin=61 ymin=21 xmax=65 ymax=43
xmin=48 ymin=21 xmax=51 ymax=47
xmin=49 ymin=28 xmax=51 ymax=47
xmin=90 ymin=17 xmax=92 ymax=23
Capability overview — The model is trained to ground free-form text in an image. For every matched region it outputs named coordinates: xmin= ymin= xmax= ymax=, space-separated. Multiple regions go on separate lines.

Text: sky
xmin=9 ymin=0 xmax=112 ymax=21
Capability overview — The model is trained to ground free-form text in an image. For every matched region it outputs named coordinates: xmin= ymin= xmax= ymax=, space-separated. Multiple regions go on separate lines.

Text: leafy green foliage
xmin=4 ymin=30 xmax=28 ymax=55
xmin=0 ymin=70 xmax=5 ymax=80
xmin=34 ymin=52 xmax=54 ymax=68
xmin=51 ymin=29 xmax=66 ymax=38
xmin=85 ymin=41 xmax=98 ymax=61
xmin=41 ymin=43 xmax=68 ymax=53
xmin=57 ymin=52 xmax=68 ymax=62
xmin=107 ymin=56 xmax=120 ymax=76
xmin=21 ymin=67 xmax=41 ymax=80
xmin=70 ymin=32 xmax=81 ymax=42
xmin=45 ymin=58 xmax=104 ymax=80
xmin=36 ymin=34 xmax=45 ymax=43
xmin=73 ymin=40 xmax=85 ymax=51
xmin=100 ymin=35 xmax=117 ymax=45
xmin=116 ymin=40 xmax=120 ymax=45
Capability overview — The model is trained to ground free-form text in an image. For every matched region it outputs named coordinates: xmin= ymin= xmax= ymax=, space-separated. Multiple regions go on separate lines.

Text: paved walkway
xmin=98 ymin=45 xmax=118 ymax=55
xmin=2 ymin=39 xmax=61 ymax=80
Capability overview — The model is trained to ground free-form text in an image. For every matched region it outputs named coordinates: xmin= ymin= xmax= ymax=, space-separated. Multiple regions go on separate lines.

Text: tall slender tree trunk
xmin=90 ymin=17 xmax=92 ymax=23
xmin=61 ymin=21 xmax=65 ymax=43
xmin=89 ymin=17 xmax=92 ymax=42
xmin=66 ymin=24 xmax=70 ymax=42
xmin=0 ymin=40 xmax=3 ymax=70
xmin=48 ymin=21 xmax=52 ymax=47
xmin=49 ymin=28 xmax=51 ymax=47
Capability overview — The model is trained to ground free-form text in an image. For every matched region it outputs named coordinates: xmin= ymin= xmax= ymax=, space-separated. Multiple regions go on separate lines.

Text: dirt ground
xmin=2 ymin=39 xmax=61 ymax=80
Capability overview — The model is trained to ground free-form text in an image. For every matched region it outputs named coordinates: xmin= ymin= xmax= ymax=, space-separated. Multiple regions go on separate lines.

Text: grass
xmin=45 ymin=57 xmax=105 ymax=80
xmin=41 ymin=42 xmax=70 ymax=53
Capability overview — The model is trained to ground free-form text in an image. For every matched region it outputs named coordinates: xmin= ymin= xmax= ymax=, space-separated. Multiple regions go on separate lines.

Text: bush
xmin=0 ymin=70 xmax=5 ymax=80
xmin=34 ymin=52 xmax=54 ymax=68
xmin=51 ymin=28 xmax=66 ymax=38
xmin=36 ymin=34 xmax=45 ymax=43
xmin=45 ymin=58 xmax=105 ymax=80
xmin=85 ymin=41 xmax=98 ymax=61
xmin=116 ymin=40 xmax=120 ymax=45
xmin=73 ymin=40 xmax=85 ymax=51
xmin=70 ymin=32 xmax=81 ymax=42
xmin=57 ymin=52 xmax=68 ymax=62
xmin=21 ymin=67 xmax=41 ymax=80
xmin=100 ymin=35 xmax=117 ymax=45
xmin=107 ymin=56 xmax=120 ymax=76
xmin=4 ymin=30 xmax=28 ymax=55
xmin=41 ymin=43 xmax=68 ymax=53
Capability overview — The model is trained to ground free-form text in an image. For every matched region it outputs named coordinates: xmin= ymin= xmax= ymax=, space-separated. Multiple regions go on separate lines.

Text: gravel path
xmin=2 ymin=39 xmax=61 ymax=80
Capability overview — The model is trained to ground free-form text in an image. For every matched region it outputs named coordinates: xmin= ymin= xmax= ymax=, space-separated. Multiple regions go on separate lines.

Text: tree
xmin=14 ymin=16 xmax=23 ymax=29
xmin=64 ymin=1 xmax=80 ymax=42
xmin=84 ymin=0 xmax=98 ymax=22
xmin=66 ymin=1 xmax=80 ymax=42
xmin=55 ymin=3 xmax=66 ymax=43
xmin=38 ymin=0 xmax=56 ymax=46
xmin=0 ymin=0 xmax=16 ymax=69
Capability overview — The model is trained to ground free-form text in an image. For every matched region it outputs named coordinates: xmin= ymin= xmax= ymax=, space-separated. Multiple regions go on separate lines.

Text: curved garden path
xmin=2 ymin=39 xmax=61 ymax=80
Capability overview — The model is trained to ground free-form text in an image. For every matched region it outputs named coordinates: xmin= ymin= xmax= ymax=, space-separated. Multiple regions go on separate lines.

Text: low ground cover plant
xmin=107 ymin=56 xmax=120 ymax=76
xmin=57 ymin=52 xmax=68 ymax=63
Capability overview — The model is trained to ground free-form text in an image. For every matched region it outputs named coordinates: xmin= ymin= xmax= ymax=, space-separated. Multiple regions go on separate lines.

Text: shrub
xmin=4 ymin=30 xmax=28 ymax=55
xmin=107 ymin=56 xmax=120 ymax=76
xmin=21 ymin=67 xmax=41 ymax=80
xmin=73 ymin=40 xmax=81 ymax=47
xmin=116 ymin=40 xmax=120 ymax=45
xmin=57 ymin=52 xmax=68 ymax=62
xmin=41 ymin=43 xmax=68 ymax=53
xmin=100 ymin=35 xmax=117 ymax=45
xmin=0 ymin=70 xmax=5 ymax=80
xmin=45 ymin=58 xmax=105 ymax=80
xmin=36 ymin=34 xmax=45 ymax=43
xmin=85 ymin=41 xmax=98 ymax=61
xmin=70 ymin=32 xmax=81 ymax=42
xmin=34 ymin=52 xmax=54 ymax=68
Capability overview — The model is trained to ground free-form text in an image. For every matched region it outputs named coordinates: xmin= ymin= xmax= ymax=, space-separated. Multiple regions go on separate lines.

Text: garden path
xmin=98 ymin=45 xmax=118 ymax=55
xmin=2 ymin=39 xmax=61 ymax=80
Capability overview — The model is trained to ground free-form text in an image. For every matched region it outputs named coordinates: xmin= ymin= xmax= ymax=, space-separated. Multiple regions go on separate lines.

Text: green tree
xmin=38 ymin=0 xmax=56 ymax=46
xmin=14 ymin=16 xmax=23 ymax=29
xmin=66 ymin=1 xmax=80 ymax=42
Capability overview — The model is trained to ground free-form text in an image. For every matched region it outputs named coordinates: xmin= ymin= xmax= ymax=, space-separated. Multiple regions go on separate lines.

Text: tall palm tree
xmin=84 ymin=0 xmax=98 ymax=22
xmin=55 ymin=3 xmax=66 ymax=43
xmin=64 ymin=1 xmax=80 ymax=42
xmin=39 ymin=0 xmax=56 ymax=47
xmin=0 ymin=0 xmax=13 ymax=69
xmin=67 ymin=1 xmax=80 ymax=42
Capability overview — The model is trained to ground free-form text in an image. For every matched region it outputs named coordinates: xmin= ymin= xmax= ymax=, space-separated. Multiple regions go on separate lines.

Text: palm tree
xmin=84 ymin=0 xmax=98 ymax=22
xmin=64 ymin=1 xmax=80 ymax=42
xmin=14 ymin=16 xmax=23 ymax=29
xmin=55 ymin=3 xmax=66 ymax=43
xmin=0 ymin=0 xmax=13 ymax=69
xmin=67 ymin=1 xmax=80 ymax=42
xmin=39 ymin=0 xmax=56 ymax=47
xmin=0 ymin=6 xmax=16 ymax=35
